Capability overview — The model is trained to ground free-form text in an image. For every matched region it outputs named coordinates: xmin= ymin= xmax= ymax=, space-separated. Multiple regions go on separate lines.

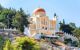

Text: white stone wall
xmin=64 ymin=32 xmax=78 ymax=41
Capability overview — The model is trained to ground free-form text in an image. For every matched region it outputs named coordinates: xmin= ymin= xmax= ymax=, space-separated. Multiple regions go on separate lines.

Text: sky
xmin=0 ymin=0 xmax=80 ymax=27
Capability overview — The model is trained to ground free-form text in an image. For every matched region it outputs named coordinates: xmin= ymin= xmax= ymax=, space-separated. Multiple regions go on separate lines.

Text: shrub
xmin=12 ymin=36 xmax=40 ymax=50
xmin=2 ymin=36 xmax=40 ymax=50
xmin=3 ymin=39 xmax=12 ymax=50
xmin=0 ymin=35 xmax=4 ymax=50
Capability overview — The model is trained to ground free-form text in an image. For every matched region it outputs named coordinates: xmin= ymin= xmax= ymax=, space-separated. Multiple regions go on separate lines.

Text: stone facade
xmin=29 ymin=8 xmax=58 ymax=36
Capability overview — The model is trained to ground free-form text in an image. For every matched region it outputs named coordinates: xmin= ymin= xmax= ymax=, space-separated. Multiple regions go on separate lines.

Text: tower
xmin=53 ymin=13 xmax=60 ymax=33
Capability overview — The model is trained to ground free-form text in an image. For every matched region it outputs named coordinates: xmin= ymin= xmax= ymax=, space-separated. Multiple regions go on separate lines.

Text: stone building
xmin=28 ymin=8 xmax=59 ymax=37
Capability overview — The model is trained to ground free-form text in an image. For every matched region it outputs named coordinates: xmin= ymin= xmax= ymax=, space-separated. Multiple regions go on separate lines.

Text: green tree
xmin=64 ymin=38 xmax=72 ymax=44
xmin=59 ymin=20 xmax=75 ymax=34
xmin=0 ymin=8 xmax=16 ymax=28
xmin=73 ymin=28 xmax=80 ymax=47
xmin=0 ymin=4 xmax=29 ymax=32
xmin=12 ymin=8 xmax=29 ymax=33
xmin=0 ymin=4 xmax=3 ymax=10
xmin=71 ymin=41 xmax=78 ymax=47
xmin=69 ymin=22 xmax=76 ymax=29
xmin=0 ymin=22 xmax=6 ymax=28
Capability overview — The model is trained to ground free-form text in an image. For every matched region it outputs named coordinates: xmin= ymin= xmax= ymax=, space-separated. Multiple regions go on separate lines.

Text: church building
xmin=28 ymin=8 xmax=59 ymax=37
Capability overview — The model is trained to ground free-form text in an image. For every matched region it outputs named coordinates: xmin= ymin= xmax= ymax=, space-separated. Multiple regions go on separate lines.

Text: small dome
xmin=33 ymin=8 xmax=46 ymax=14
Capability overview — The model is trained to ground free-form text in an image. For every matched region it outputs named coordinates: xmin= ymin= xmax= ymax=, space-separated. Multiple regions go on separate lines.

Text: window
xmin=42 ymin=27 xmax=47 ymax=30
xmin=45 ymin=27 xmax=47 ymax=30
xmin=42 ymin=27 xmax=44 ymax=29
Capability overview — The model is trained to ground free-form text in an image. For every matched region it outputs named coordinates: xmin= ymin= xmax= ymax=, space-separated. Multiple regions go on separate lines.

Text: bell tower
xmin=53 ymin=13 xmax=60 ymax=34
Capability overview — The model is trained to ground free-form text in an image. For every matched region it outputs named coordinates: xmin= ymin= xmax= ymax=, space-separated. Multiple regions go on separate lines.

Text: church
xmin=24 ymin=7 xmax=78 ymax=44
xmin=28 ymin=8 xmax=60 ymax=37
xmin=23 ymin=8 xmax=79 ymax=49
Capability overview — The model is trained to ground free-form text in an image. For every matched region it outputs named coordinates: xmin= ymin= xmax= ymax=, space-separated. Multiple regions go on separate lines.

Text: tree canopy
xmin=0 ymin=5 xmax=29 ymax=33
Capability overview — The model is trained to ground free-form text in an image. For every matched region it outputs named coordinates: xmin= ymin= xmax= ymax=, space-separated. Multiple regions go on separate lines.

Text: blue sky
xmin=0 ymin=0 xmax=80 ymax=27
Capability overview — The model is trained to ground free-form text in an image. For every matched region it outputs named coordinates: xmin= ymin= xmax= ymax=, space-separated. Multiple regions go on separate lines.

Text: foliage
xmin=12 ymin=8 xmax=29 ymax=32
xmin=60 ymin=21 xmax=77 ymax=35
xmin=0 ymin=22 xmax=6 ymax=28
xmin=64 ymin=38 xmax=78 ymax=47
xmin=0 ymin=8 xmax=16 ymax=28
xmin=0 ymin=5 xmax=29 ymax=33
xmin=69 ymin=22 xmax=76 ymax=29
xmin=73 ymin=28 xmax=80 ymax=47
xmin=1 ymin=37 xmax=40 ymax=50
xmin=64 ymin=38 xmax=72 ymax=44
xmin=60 ymin=24 xmax=74 ymax=34
xmin=3 ymin=39 xmax=12 ymax=50
xmin=0 ymin=35 xmax=4 ymax=50
xmin=13 ymin=37 xmax=40 ymax=50
xmin=71 ymin=41 xmax=78 ymax=47
xmin=73 ymin=28 xmax=80 ymax=39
